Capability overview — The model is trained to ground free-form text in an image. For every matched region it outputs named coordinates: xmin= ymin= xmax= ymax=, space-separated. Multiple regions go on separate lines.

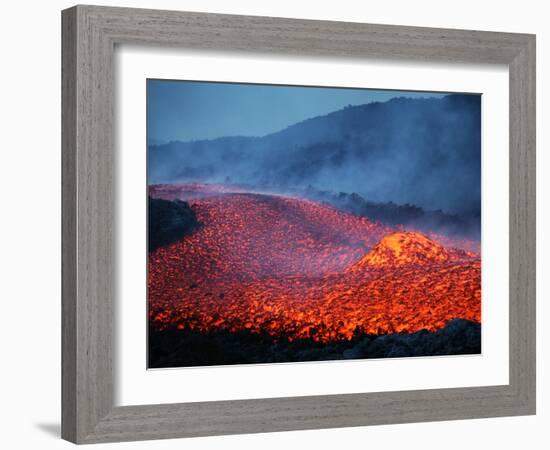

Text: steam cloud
xmin=148 ymin=95 xmax=481 ymax=215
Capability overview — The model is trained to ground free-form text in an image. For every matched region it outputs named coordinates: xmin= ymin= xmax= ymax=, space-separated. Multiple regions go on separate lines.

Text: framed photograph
xmin=62 ymin=5 xmax=536 ymax=444
xmin=146 ymin=80 xmax=484 ymax=369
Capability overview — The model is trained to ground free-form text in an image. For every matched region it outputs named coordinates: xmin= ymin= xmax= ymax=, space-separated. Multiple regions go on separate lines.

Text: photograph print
xmin=147 ymin=80 xmax=481 ymax=368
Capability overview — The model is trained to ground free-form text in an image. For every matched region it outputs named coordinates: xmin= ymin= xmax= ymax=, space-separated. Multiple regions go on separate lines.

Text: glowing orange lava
xmin=148 ymin=184 xmax=481 ymax=343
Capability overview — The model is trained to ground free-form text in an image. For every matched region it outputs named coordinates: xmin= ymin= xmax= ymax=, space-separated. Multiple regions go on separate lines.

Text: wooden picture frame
xmin=62 ymin=5 xmax=536 ymax=444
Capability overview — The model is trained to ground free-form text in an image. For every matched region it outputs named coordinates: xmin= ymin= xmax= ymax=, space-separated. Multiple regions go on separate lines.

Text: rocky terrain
xmin=147 ymin=184 xmax=481 ymax=367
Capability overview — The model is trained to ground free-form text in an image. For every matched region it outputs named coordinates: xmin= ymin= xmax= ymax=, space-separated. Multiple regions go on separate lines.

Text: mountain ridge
xmin=148 ymin=94 xmax=481 ymax=214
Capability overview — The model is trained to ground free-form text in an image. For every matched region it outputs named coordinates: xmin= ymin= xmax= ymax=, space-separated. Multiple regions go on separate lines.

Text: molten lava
xmin=348 ymin=231 xmax=474 ymax=270
xmin=148 ymin=184 xmax=481 ymax=343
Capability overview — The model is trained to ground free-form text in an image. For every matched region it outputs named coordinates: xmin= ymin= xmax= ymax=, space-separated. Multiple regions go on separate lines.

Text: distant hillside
xmin=148 ymin=94 xmax=481 ymax=214
xmin=298 ymin=186 xmax=481 ymax=239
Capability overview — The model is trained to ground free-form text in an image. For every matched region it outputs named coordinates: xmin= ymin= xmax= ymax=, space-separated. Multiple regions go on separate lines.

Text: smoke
xmin=148 ymin=95 xmax=481 ymax=216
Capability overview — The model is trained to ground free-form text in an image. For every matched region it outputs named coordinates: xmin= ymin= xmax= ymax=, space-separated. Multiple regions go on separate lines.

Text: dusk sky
xmin=147 ymin=79 xmax=446 ymax=143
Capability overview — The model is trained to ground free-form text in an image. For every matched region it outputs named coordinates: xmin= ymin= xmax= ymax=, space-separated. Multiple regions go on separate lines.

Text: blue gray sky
xmin=147 ymin=79 xmax=446 ymax=144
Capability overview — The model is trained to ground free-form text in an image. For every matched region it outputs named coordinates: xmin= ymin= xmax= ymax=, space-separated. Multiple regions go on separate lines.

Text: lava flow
xmin=148 ymin=184 xmax=481 ymax=343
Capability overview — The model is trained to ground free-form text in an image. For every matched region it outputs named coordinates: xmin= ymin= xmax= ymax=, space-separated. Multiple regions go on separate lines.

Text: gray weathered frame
xmin=62 ymin=4 xmax=536 ymax=444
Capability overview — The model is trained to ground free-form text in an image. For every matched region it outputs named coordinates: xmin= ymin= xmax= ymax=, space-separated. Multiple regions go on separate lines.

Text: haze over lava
xmin=148 ymin=184 xmax=481 ymax=343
